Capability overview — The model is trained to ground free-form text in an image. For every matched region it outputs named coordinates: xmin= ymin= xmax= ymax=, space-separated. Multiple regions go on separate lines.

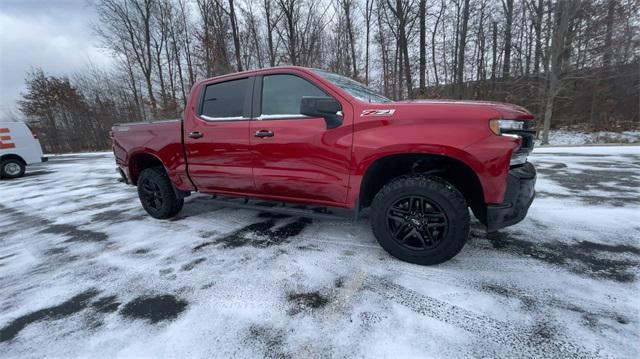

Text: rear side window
xmin=201 ymin=78 xmax=249 ymax=119
xmin=261 ymin=74 xmax=328 ymax=117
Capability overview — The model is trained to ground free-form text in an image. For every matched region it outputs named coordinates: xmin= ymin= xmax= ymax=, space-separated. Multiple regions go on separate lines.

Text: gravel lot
xmin=1 ymin=146 xmax=639 ymax=358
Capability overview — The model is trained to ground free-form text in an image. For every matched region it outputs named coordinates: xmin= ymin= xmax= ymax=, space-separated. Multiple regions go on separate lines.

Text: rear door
xmin=0 ymin=125 xmax=17 ymax=152
xmin=250 ymin=73 xmax=353 ymax=206
xmin=0 ymin=123 xmax=43 ymax=164
xmin=183 ymin=77 xmax=255 ymax=194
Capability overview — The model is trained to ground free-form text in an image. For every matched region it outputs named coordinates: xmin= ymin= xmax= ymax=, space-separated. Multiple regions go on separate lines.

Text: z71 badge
xmin=360 ymin=109 xmax=396 ymax=117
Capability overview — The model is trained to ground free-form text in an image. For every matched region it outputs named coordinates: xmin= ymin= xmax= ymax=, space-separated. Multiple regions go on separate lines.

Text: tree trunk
xmin=491 ymin=21 xmax=498 ymax=87
xmin=456 ymin=0 xmax=470 ymax=98
xmin=431 ymin=1 xmax=444 ymax=86
xmin=602 ymin=0 xmax=615 ymax=67
xmin=502 ymin=0 xmax=514 ymax=79
xmin=452 ymin=1 xmax=461 ymax=86
xmin=178 ymin=0 xmax=195 ymax=86
xmin=228 ymin=0 xmax=243 ymax=71
xmin=365 ymin=0 xmax=373 ymax=85
xmin=476 ymin=1 xmax=486 ymax=81
xmin=418 ymin=0 xmax=426 ymax=95
xmin=541 ymin=0 xmax=576 ymax=144
xmin=279 ymin=0 xmax=298 ymax=66
xmin=377 ymin=2 xmax=389 ymax=96
xmin=264 ymin=0 xmax=276 ymax=67
xmin=532 ymin=0 xmax=543 ymax=75
xmin=342 ymin=0 xmax=358 ymax=78
xmin=388 ymin=0 xmax=413 ymax=98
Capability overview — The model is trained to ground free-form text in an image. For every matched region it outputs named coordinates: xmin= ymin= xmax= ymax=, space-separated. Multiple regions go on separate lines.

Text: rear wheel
xmin=1 ymin=159 xmax=26 ymax=179
xmin=137 ymin=167 xmax=183 ymax=219
xmin=370 ymin=175 xmax=470 ymax=265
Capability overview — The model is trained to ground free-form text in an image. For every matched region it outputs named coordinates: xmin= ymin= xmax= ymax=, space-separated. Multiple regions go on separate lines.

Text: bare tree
xmin=387 ymin=0 xmax=414 ymax=98
xmin=227 ymin=0 xmax=244 ymax=71
xmin=431 ymin=0 xmax=445 ymax=86
xmin=529 ymin=0 xmax=544 ymax=75
xmin=541 ymin=0 xmax=579 ymax=144
xmin=95 ymin=0 xmax=160 ymax=116
xmin=278 ymin=0 xmax=299 ymax=65
xmin=197 ymin=0 xmax=233 ymax=76
xmin=364 ymin=0 xmax=375 ymax=85
xmin=455 ymin=0 xmax=470 ymax=97
xmin=501 ymin=0 xmax=513 ymax=79
xmin=16 ymin=0 xmax=640 ymax=153
xmin=418 ymin=0 xmax=427 ymax=95
xmin=339 ymin=0 xmax=359 ymax=78
xmin=263 ymin=0 xmax=279 ymax=67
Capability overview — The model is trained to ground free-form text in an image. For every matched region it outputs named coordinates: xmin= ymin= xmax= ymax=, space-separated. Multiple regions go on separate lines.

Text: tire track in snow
xmin=365 ymin=278 xmax=603 ymax=358
xmin=381 ymin=262 xmax=631 ymax=325
xmin=309 ymin=256 xmax=602 ymax=358
xmin=304 ymin=232 xmax=628 ymax=328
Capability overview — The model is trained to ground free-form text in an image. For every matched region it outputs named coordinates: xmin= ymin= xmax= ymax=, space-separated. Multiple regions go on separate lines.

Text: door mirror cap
xmin=300 ymin=97 xmax=343 ymax=129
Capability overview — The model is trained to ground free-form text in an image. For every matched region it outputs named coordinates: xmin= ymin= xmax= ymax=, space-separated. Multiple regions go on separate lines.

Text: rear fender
xmin=118 ymin=143 xmax=191 ymax=190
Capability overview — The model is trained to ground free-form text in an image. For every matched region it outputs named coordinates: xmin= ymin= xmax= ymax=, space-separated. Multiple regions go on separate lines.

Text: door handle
xmin=254 ymin=130 xmax=274 ymax=138
xmin=188 ymin=131 xmax=203 ymax=139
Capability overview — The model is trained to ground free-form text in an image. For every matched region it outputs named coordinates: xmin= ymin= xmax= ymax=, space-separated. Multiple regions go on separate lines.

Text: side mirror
xmin=300 ymin=97 xmax=343 ymax=129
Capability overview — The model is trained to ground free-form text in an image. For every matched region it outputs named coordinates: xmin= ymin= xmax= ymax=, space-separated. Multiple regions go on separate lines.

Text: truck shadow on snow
xmin=188 ymin=201 xmax=639 ymax=284
xmin=192 ymin=214 xmax=312 ymax=252
xmin=40 ymin=224 xmax=109 ymax=243
xmin=0 ymin=289 xmax=189 ymax=343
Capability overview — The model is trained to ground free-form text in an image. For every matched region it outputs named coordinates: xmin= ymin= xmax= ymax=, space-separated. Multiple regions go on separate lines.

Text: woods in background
xmin=17 ymin=0 xmax=640 ymax=153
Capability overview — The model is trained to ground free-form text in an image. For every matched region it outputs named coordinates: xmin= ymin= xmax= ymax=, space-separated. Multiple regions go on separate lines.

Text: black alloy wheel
xmin=386 ymin=195 xmax=449 ymax=251
xmin=370 ymin=175 xmax=470 ymax=265
xmin=137 ymin=167 xmax=184 ymax=219
xmin=139 ymin=177 xmax=164 ymax=211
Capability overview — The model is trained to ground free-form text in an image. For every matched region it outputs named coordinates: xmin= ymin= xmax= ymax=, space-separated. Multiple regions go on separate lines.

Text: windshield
xmin=313 ymin=69 xmax=392 ymax=103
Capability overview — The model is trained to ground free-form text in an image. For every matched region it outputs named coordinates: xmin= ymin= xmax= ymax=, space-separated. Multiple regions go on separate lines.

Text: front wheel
xmin=137 ymin=167 xmax=184 ymax=219
xmin=370 ymin=175 xmax=470 ymax=265
xmin=1 ymin=159 xmax=26 ymax=179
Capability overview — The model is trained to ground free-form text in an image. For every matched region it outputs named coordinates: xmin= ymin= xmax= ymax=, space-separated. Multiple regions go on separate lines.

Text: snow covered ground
xmin=536 ymin=130 xmax=640 ymax=146
xmin=1 ymin=147 xmax=639 ymax=358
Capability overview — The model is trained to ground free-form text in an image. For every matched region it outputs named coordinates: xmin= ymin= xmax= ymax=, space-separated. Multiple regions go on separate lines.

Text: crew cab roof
xmin=194 ymin=66 xmax=316 ymax=86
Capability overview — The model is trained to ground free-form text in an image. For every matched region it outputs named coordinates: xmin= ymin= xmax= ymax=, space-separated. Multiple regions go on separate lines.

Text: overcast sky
xmin=0 ymin=0 xmax=113 ymax=118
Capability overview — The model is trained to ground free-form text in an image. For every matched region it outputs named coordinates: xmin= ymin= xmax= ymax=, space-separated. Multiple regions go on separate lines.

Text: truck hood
xmin=395 ymin=99 xmax=534 ymax=120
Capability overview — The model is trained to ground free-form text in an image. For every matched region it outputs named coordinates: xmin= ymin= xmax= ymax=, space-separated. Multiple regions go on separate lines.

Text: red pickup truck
xmin=112 ymin=66 xmax=536 ymax=265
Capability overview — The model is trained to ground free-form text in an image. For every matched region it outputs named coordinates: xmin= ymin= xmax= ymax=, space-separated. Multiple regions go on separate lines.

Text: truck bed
xmin=111 ymin=119 xmax=192 ymax=190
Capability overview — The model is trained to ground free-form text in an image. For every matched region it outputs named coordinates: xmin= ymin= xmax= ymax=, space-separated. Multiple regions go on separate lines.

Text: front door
xmin=184 ymin=76 xmax=255 ymax=194
xmin=250 ymin=73 xmax=353 ymax=206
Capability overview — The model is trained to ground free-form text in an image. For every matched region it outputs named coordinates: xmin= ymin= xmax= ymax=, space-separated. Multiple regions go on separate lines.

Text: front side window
xmin=201 ymin=78 xmax=248 ymax=120
xmin=261 ymin=74 xmax=328 ymax=117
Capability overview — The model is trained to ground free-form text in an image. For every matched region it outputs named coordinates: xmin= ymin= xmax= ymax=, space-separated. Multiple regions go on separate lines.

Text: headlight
xmin=489 ymin=119 xmax=534 ymax=167
xmin=489 ymin=119 xmax=525 ymax=135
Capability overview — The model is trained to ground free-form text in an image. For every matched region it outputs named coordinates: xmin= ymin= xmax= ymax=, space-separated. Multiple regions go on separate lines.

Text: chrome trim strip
xmin=200 ymin=115 xmax=247 ymax=121
xmin=256 ymin=114 xmax=309 ymax=120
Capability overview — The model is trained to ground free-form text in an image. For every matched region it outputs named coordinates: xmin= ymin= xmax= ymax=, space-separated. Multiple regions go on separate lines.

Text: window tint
xmin=261 ymin=74 xmax=328 ymax=116
xmin=201 ymin=78 xmax=248 ymax=119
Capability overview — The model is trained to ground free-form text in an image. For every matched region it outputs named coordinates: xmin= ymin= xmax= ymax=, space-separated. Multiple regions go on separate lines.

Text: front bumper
xmin=486 ymin=162 xmax=536 ymax=232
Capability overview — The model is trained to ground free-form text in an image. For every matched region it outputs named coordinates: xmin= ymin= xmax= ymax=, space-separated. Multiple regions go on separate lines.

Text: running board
xmin=204 ymin=195 xmax=354 ymax=221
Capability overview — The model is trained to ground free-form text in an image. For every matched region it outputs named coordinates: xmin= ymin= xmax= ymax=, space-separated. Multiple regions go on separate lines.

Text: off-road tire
xmin=370 ymin=175 xmax=470 ymax=265
xmin=1 ymin=159 xmax=26 ymax=179
xmin=137 ymin=167 xmax=184 ymax=219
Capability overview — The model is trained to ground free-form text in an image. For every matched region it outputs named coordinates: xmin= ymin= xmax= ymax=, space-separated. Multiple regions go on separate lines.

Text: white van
xmin=0 ymin=121 xmax=47 ymax=179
